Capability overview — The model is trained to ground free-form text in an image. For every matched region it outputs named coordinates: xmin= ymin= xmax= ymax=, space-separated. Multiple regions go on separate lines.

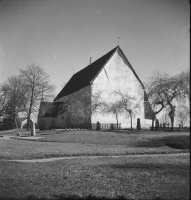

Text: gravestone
xmin=137 ymin=118 xmax=141 ymax=130
xmin=96 ymin=121 xmax=101 ymax=130
xmin=163 ymin=123 xmax=166 ymax=131
xmin=155 ymin=119 xmax=159 ymax=131
xmin=111 ymin=123 xmax=114 ymax=130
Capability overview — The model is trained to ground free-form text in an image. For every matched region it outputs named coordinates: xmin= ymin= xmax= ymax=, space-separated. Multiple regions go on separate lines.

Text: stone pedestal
xmin=31 ymin=122 xmax=36 ymax=136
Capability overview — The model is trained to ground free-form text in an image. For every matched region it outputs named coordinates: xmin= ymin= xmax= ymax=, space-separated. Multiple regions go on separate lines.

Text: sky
xmin=0 ymin=0 xmax=190 ymax=95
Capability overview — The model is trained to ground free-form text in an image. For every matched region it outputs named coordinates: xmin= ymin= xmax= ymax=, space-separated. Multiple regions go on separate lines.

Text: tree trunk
xmin=151 ymin=105 xmax=165 ymax=131
xmin=13 ymin=105 xmax=17 ymax=129
xmin=27 ymin=113 xmax=31 ymax=130
xmin=151 ymin=117 xmax=155 ymax=131
xmin=169 ymin=116 xmax=174 ymax=131
xmin=115 ymin=114 xmax=118 ymax=130
xmin=130 ymin=113 xmax=132 ymax=130
xmin=27 ymin=100 xmax=33 ymax=130
xmin=168 ymin=104 xmax=175 ymax=132
xmin=14 ymin=115 xmax=18 ymax=129
xmin=27 ymin=84 xmax=34 ymax=131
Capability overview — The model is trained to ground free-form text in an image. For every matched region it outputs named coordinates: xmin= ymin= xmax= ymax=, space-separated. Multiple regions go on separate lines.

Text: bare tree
xmin=175 ymin=104 xmax=189 ymax=127
xmin=114 ymin=90 xmax=141 ymax=129
xmin=89 ymin=90 xmax=106 ymax=117
xmin=162 ymin=74 xmax=187 ymax=131
xmin=145 ymin=70 xmax=167 ymax=131
xmin=0 ymin=76 xmax=28 ymax=128
xmin=159 ymin=111 xmax=171 ymax=125
xmin=145 ymin=70 xmax=187 ymax=131
xmin=177 ymin=69 xmax=190 ymax=110
xmin=19 ymin=64 xmax=55 ymax=130
xmin=104 ymin=101 xmax=123 ymax=129
xmin=0 ymin=84 xmax=9 ymax=114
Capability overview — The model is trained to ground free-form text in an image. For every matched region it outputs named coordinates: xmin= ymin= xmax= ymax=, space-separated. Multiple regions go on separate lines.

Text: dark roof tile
xmin=54 ymin=46 xmax=119 ymax=101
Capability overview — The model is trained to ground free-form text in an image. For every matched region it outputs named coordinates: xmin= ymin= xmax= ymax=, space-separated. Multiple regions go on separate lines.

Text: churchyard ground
xmin=0 ymin=130 xmax=190 ymax=200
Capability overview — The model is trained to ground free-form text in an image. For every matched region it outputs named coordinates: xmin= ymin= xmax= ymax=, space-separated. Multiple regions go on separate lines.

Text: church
xmin=38 ymin=46 xmax=153 ymax=130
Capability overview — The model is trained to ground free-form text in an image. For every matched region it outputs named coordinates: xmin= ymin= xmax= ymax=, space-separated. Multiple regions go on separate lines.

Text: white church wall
xmin=91 ymin=50 xmax=152 ymax=129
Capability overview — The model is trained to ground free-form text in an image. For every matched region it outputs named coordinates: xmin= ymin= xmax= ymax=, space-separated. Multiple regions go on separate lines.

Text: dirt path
xmin=0 ymin=135 xmax=43 ymax=140
xmin=1 ymin=152 xmax=189 ymax=163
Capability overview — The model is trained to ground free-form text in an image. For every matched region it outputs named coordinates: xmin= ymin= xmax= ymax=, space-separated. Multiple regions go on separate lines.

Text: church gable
xmin=92 ymin=48 xmax=144 ymax=100
xmin=91 ymin=48 xmax=148 ymax=127
xmin=117 ymin=48 xmax=145 ymax=89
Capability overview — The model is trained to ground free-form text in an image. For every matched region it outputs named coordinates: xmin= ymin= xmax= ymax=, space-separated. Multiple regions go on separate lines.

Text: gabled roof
xmin=54 ymin=46 xmax=119 ymax=101
xmin=54 ymin=45 xmax=145 ymax=101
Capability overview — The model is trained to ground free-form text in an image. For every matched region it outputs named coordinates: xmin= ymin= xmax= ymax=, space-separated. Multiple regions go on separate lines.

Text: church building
xmin=38 ymin=46 xmax=153 ymax=130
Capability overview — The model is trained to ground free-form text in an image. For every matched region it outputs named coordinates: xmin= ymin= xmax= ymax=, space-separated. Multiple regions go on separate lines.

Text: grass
xmin=135 ymin=135 xmax=190 ymax=149
xmin=37 ymin=130 xmax=190 ymax=146
xmin=0 ymin=130 xmax=189 ymax=160
xmin=0 ymin=130 xmax=190 ymax=199
xmin=0 ymin=154 xmax=189 ymax=200
xmin=0 ymin=128 xmax=21 ymax=136
xmin=1 ymin=138 xmax=187 ymax=160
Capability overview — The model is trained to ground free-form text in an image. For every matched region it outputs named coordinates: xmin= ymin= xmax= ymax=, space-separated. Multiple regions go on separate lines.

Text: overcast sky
xmin=0 ymin=0 xmax=190 ymax=94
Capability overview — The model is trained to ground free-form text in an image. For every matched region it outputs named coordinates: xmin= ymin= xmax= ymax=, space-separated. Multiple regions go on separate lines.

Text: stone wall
xmin=38 ymin=117 xmax=55 ymax=130
xmin=55 ymin=85 xmax=91 ymax=128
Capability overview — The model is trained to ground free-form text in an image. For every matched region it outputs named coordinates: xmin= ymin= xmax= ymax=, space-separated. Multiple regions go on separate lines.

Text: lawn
xmin=0 ymin=130 xmax=189 ymax=160
xmin=0 ymin=154 xmax=189 ymax=200
xmin=37 ymin=130 xmax=190 ymax=146
xmin=0 ymin=130 xmax=190 ymax=199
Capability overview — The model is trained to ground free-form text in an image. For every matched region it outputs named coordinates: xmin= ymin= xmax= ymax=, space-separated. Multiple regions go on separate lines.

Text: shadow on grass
xmin=135 ymin=135 xmax=190 ymax=150
xmin=110 ymin=163 xmax=189 ymax=176
xmin=0 ymin=194 xmax=164 ymax=200
xmin=165 ymin=142 xmax=189 ymax=149
xmin=110 ymin=163 xmax=162 ymax=170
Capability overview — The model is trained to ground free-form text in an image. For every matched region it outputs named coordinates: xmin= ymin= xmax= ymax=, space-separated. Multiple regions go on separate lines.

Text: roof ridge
xmin=74 ymin=46 xmax=119 ymax=76
xmin=54 ymin=46 xmax=119 ymax=101
xmin=90 ymin=46 xmax=119 ymax=84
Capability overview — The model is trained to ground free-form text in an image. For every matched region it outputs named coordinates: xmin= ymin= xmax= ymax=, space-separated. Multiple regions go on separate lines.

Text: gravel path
xmin=1 ymin=152 xmax=189 ymax=163
xmin=0 ymin=135 xmax=43 ymax=140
